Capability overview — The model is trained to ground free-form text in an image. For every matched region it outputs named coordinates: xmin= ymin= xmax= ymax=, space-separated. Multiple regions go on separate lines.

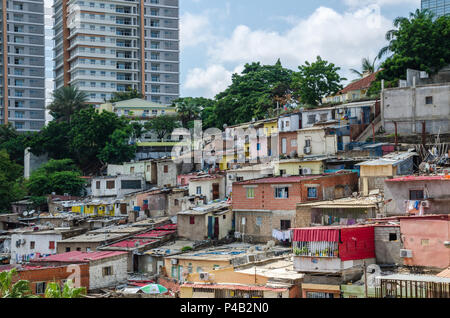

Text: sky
xmin=180 ymin=0 xmax=421 ymax=98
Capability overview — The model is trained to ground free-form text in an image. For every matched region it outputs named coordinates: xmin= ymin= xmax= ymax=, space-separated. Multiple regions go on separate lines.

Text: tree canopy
xmin=48 ymin=86 xmax=90 ymax=123
xmin=109 ymin=88 xmax=143 ymax=103
xmin=26 ymin=159 xmax=86 ymax=198
xmin=0 ymin=150 xmax=26 ymax=213
xmin=144 ymin=114 xmax=181 ymax=140
xmin=173 ymin=97 xmax=205 ymax=128
xmin=378 ymin=9 xmax=450 ymax=81
xmin=292 ymin=56 xmax=345 ymax=106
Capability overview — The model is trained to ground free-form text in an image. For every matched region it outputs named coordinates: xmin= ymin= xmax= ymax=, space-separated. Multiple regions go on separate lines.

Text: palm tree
xmin=377 ymin=9 xmax=432 ymax=60
xmin=0 ymin=269 xmax=38 ymax=298
xmin=45 ymin=280 xmax=86 ymax=298
xmin=48 ymin=86 xmax=89 ymax=123
xmin=174 ymin=98 xmax=202 ymax=128
xmin=350 ymin=57 xmax=379 ymax=78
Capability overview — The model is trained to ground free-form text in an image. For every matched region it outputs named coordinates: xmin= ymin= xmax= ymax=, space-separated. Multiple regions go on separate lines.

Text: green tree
xmin=48 ymin=86 xmax=90 ymax=123
xmin=0 ymin=150 xmax=26 ymax=213
xmin=26 ymin=159 xmax=86 ymax=198
xmin=0 ymin=124 xmax=35 ymax=165
xmin=109 ymin=88 xmax=143 ymax=103
xmin=144 ymin=114 xmax=181 ymax=140
xmin=27 ymin=121 xmax=72 ymax=160
xmin=174 ymin=97 xmax=203 ymax=128
xmin=0 ymin=269 xmax=38 ymax=298
xmin=377 ymin=10 xmax=450 ymax=81
xmin=68 ymin=108 xmax=136 ymax=172
xmin=208 ymin=60 xmax=294 ymax=128
xmin=45 ymin=280 xmax=86 ymax=298
xmin=292 ymin=56 xmax=346 ymax=106
xmin=350 ymin=57 xmax=379 ymax=78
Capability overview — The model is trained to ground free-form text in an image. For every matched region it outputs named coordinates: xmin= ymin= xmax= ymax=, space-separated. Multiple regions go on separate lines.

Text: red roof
xmin=135 ymin=230 xmax=176 ymax=238
xmin=386 ymin=175 xmax=450 ymax=182
xmin=293 ymin=228 xmax=340 ymax=242
xmin=109 ymin=239 xmax=157 ymax=248
xmin=34 ymin=251 xmax=127 ymax=263
xmin=155 ymin=224 xmax=177 ymax=231
xmin=235 ymin=175 xmax=321 ymax=185
xmin=338 ymin=71 xmax=379 ymax=94
xmin=182 ymin=283 xmax=288 ymax=292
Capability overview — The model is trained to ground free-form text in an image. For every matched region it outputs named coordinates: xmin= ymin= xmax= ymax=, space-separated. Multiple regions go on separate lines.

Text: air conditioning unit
xmin=302 ymin=168 xmax=312 ymax=175
xmin=199 ymin=272 xmax=209 ymax=281
xmin=421 ymin=201 xmax=430 ymax=208
xmin=171 ymin=259 xmax=178 ymax=265
xmin=304 ymin=147 xmax=311 ymax=154
xmin=400 ymin=249 xmax=413 ymax=258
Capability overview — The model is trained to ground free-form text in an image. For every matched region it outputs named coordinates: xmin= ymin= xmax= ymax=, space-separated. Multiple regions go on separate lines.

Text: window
xmin=188 ymin=263 xmax=193 ymax=273
xmin=280 ymin=170 xmax=286 ymax=176
xmin=291 ymin=139 xmax=297 ymax=147
xmin=30 ymin=241 xmax=35 ymax=249
xmin=421 ymin=239 xmax=429 ymax=246
xmin=389 ymin=233 xmax=397 ymax=241
xmin=320 ymin=113 xmax=328 ymax=121
xmin=410 ymin=190 xmax=424 ymax=200
xmin=164 ymin=165 xmax=168 ymax=173
xmin=49 ymin=241 xmax=55 ymax=249
xmin=174 ymin=199 xmax=179 ymax=206
xmin=307 ymin=115 xmax=316 ymax=124
xmin=106 ymin=181 xmax=115 ymax=189
xmin=305 ymin=139 xmax=311 ymax=147
xmin=96 ymin=181 xmax=101 ymax=189
xmin=246 ymin=188 xmax=255 ymax=199
xmin=281 ymin=220 xmax=291 ymax=231
xmin=76 ymin=247 xmax=81 ymax=251
xmin=307 ymin=187 xmax=318 ymax=199
xmin=256 ymin=217 xmax=262 ymax=227
xmin=36 ymin=282 xmax=46 ymax=294
xmin=102 ymin=266 xmax=113 ymax=276
xmin=65 ymin=247 xmax=71 ymax=252
xmin=130 ymin=167 xmax=135 ymax=173
xmin=189 ymin=216 xmax=195 ymax=225
xmin=275 ymin=187 xmax=289 ymax=199
xmin=425 ymin=96 xmax=433 ymax=105
xmin=196 ymin=186 xmax=202 ymax=195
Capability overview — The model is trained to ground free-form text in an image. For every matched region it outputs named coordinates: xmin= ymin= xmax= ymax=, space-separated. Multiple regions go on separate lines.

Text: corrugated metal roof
xmin=437 ymin=268 xmax=450 ymax=279
xmin=377 ymin=274 xmax=450 ymax=283
xmin=182 ymin=283 xmax=287 ymax=292
xmin=386 ymin=175 xmax=450 ymax=182
xmin=34 ymin=251 xmax=127 ymax=263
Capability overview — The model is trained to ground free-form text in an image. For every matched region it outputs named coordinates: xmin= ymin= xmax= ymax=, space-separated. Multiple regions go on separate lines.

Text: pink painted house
xmin=399 ymin=215 xmax=450 ymax=269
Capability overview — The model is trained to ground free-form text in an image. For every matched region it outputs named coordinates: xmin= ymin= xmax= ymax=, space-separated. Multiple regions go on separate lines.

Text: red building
xmin=232 ymin=172 xmax=358 ymax=243
xmin=292 ymin=225 xmax=376 ymax=283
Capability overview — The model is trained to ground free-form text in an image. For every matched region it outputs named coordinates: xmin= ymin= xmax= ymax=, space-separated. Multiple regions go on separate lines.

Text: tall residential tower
xmin=53 ymin=0 xmax=180 ymax=106
xmin=422 ymin=0 xmax=450 ymax=17
xmin=0 ymin=0 xmax=46 ymax=131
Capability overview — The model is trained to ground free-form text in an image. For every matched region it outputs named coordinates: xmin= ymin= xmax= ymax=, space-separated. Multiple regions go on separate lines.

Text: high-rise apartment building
xmin=53 ymin=0 xmax=179 ymax=106
xmin=421 ymin=0 xmax=450 ymax=17
xmin=0 ymin=0 xmax=46 ymax=131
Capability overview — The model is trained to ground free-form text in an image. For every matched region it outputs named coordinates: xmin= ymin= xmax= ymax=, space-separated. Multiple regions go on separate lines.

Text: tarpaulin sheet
xmin=293 ymin=228 xmax=340 ymax=242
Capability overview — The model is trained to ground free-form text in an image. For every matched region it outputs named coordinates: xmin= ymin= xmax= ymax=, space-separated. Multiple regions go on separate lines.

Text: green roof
xmin=110 ymin=98 xmax=176 ymax=110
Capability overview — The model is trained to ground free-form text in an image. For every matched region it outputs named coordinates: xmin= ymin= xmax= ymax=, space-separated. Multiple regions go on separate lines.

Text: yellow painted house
xmin=71 ymin=203 xmax=116 ymax=217
xmin=273 ymin=158 xmax=325 ymax=176
xmin=97 ymin=98 xmax=177 ymax=119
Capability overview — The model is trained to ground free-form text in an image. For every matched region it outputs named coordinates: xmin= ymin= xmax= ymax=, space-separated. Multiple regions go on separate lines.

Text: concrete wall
xmin=400 ymin=218 xmax=450 ymax=269
xmin=177 ymin=210 xmax=233 ymax=241
xmin=24 ymin=148 xmax=48 ymax=180
xmin=297 ymin=129 xmax=338 ymax=156
xmin=374 ymin=226 xmax=402 ymax=265
xmin=279 ymin=131 xmax=298 ymax=156
xmin=89 ymin=254 xmax=128 ymax=290
xmin=383 ymin=84 xmax=450 ymax=135
xmin=302 ymin=110 xmax=334 ymax=128
xmin=91 ymin=175 xmax=145 ymax=198
xmin=384 ymin=180 xmax=450 ymax=215
xmin=156 ymin=161 xmax=178 ymax=188
xmin=189 ymin=177 xmax=226 ymax=203
xmin=11 ymin=233 xmax=62 ymax=264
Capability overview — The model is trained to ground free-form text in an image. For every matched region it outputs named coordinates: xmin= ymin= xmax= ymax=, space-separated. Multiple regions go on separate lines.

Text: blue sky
xmin=180 ymin=0 xmax=421 ymax=98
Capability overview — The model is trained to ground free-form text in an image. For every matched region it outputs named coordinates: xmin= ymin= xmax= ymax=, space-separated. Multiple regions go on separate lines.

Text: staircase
xmin=355 ymin=115 xmax=382 ymax=142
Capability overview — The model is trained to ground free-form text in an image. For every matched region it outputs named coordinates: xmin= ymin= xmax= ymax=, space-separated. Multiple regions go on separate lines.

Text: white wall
xmin=302 ymin=110 xmax=333 ymax=128
xmin=10 ymin=233 xmax=61 ymax=264
xmin=189 ymin=178 xmax=226 ymax=203
xmin=298 ymin=130 xmax=337 ymax=156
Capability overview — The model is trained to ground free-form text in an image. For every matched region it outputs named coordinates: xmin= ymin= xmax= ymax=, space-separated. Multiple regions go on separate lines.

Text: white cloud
xmin=182 ymin=1 xmax=419 ymax=97
xmin=184 ymin=64 xmax=244 ymax=98
xmin=180 ymin=12 xmax=214 ymax=49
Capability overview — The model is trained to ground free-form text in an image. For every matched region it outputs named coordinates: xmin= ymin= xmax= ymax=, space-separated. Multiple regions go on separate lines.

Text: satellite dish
xmin=23 ymin=211 xmax=28 ymax=216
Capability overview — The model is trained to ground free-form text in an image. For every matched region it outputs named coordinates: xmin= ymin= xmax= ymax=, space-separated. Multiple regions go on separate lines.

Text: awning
xmin=293 ymin=228 xmax=340 ymax=242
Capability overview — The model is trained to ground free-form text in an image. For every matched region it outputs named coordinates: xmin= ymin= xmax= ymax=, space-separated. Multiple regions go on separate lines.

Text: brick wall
xmin=13 ymin=264 xmax=90 ymax=295
xmin=232 ymin=173 xmax=358 ymax=212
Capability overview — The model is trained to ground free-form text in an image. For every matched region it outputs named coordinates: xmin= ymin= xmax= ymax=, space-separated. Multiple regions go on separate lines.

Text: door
xmin=282 ymin=138 xmax=287 ymax=154
xmin=133 ymin=254 xmax=139 ymax=273
xmin=214 ymin=217 xmax=220 ymax=239
xmin=212 ymin=183 xmax=220 ymax=200
xmin=208 ymin=216 xmax=213 ymax=238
